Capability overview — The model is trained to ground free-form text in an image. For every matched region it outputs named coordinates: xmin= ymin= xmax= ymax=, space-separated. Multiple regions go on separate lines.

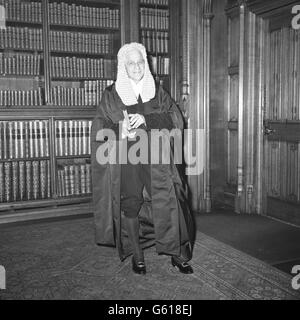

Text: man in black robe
xmin=91 ymin=42 xmax=195 ymax=275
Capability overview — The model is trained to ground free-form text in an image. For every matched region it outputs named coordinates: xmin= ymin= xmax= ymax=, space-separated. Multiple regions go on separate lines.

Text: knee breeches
xmin=120 ymin=163 xmax=151 ymax=218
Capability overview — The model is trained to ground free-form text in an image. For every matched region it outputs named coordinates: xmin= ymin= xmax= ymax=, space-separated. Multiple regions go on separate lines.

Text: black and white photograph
xmin=0 ymin=0 xmax=300 ymax=306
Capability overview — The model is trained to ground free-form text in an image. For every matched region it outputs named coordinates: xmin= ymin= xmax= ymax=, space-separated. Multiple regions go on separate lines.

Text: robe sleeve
xmin=102 ymin=119 xmax=120 ymax=137
xmin=94 ymin=88 xmax=122 ymax=140
xmin=144 ymin=85 xmax=184 ymax=131
xmin=159 ymin=86 xmax=185 ymax=130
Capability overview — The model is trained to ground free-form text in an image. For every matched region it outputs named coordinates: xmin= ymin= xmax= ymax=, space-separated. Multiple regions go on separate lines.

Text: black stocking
xmin=124 ymin=217 xmax=144 ymax=262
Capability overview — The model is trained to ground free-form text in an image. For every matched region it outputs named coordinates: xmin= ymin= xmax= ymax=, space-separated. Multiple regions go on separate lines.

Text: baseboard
xmin=0 ymin=203 xmax=94 ymax=225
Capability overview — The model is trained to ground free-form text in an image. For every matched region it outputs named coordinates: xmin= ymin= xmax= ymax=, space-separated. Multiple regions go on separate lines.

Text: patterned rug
xmin=0 ymin=217 xmax=299 ymax=300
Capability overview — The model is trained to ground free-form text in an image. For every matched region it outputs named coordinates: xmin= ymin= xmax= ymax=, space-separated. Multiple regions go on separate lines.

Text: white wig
xmin=115 ymin=42 xmax=156 ymax=106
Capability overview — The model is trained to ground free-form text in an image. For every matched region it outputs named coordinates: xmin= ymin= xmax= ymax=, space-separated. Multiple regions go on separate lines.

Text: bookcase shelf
xmin=146 ymin=51 xmax=169 ymax=56
xmin=0 ymin=201 xmax=93 ymax=224
xmin=0 ymin=48 xmax=44 ymax=53
xmin=0 ymin=0 xmax=121 ymax=223
xmin=50 ymin=51 xmax=116 ymax=59
xmin=0 ymin=75 xmax=43 ymax=79
xmin=0 ymin=195 xmax=92 ymax=213
xmin=51 ymin=0 xmax=120 ymax=8
xmin=139 ymin=1 xmax=169 ymax=9
xmin=140 ymin=4 xmax=168 ymax=9
xmin=139 ymin=0 xmax=170 ymax=91
xmin=51 ymin=77 xmax=114 ymax=81
xmin=0 ymin=156 xmax=50 ymax=163
xmin=140 ymin=27 xmax=168 ymax=32
xmin=0 ymin=107 xmax=96 ymax=118
xmin=6 ymin=21 xmax=42 ymax=27
xmin=56 ymin=155 xmax=91 ymax=160
xmin=50 ymin=24 xmax=119 ymax=33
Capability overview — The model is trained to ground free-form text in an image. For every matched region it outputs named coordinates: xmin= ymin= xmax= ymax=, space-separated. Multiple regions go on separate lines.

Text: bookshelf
xmin=0 ymin=0 xmax=121 ymax=223
xmin=139 ymin=0 xmax=171 ymax=93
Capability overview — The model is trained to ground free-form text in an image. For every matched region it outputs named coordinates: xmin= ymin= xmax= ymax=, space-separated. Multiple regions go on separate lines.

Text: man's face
xmin=125 ymin=49 xmax=145 ymax=83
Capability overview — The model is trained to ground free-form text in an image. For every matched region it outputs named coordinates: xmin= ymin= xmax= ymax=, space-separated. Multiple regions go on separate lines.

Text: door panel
xmin=228 ymin=129 xmax=238 ymax=186
xmin=226 ymin=14 xmax=240 ymax=199
xmin=227 ymin=73 xmax=239 ymax=187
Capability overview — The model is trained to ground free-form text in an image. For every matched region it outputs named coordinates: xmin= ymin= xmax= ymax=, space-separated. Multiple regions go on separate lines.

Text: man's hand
xmin=121 ymin=119 xmax=136 ymax=139
xmin=129 ymin=113 xmax=146 ymax=129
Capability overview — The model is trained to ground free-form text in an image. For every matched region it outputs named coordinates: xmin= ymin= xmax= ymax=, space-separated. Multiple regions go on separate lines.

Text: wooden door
xmin=264 ymin=23 xmax=300 ymax=225
xmin=223 ymin=1 xmax=300 ymax=222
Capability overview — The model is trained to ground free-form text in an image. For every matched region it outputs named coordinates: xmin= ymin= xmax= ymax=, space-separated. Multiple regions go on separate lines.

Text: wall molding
xmin=183 ymin=0 xmax=213 ymax=213
xmin=235 ymin=3 xmax=245 ymax=213
xmin=203 ymin=0 xmax=214 ymax=212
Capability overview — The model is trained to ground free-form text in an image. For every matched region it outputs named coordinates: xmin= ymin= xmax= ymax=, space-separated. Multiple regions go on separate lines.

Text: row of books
xmin=50 ymin=56 xmax=115 ymax=79
xmin=140 ymin=0 xmax=169 ymax=5
xmin=141 ymin=30 xmax=169 ymax=54
xmin=149 ymin=56 xmax=170 ymax=75
xmin=57 ymin=161 xmax=92 ymax=197
xmin=49 ymin=2 xmax=120 ymax=29
xmin=84 ymin=80 xmax=113 ymax=107
xmin=0 ymin=52 xmax=41 ymax=76
xmin=55 ymin=120 xmax=91 ymax=157
xmin=0 ymin=88 xmax=43 ymax=107
xmin=0 ymin=160 xmax=51 ymax=203
xmin=50 ymin=31 xmax=113 ymax=55
xmin=51 ymin=81 xmax=112 ymax=107
xmin=0 ymin=0 xmax=42 ymax=24
xmin=0 ymin=27 xmax=43 ymax=51
xmin=269 ymin=28 xmax=300 ymax=120
xmin=0 ymin=120 xmax=49 ymax=160
xmin=140 ymin=8 xmax=169 ymax=30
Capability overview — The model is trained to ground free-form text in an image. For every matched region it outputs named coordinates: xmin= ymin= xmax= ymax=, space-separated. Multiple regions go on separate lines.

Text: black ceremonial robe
xmin=91 ymin=83 xmax=195 ymax=261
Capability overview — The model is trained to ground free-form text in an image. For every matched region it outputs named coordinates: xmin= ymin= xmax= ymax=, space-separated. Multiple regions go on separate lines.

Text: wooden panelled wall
xmin=182 ymin=0 xmax=267 ymax=214
xmin=181 ymin=0 xmax=213 ymax=212
xmin=224 ymin=3 xmax=266 ymax=214
xmin=210 ymin=0 xmax=300 ymax=216
xmin=210 ymin=0 xmax=228 ymax=208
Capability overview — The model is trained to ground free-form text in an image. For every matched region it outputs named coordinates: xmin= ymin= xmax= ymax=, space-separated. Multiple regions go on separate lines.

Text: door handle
xmin=264 ymin=125 xmax=276 ymax=136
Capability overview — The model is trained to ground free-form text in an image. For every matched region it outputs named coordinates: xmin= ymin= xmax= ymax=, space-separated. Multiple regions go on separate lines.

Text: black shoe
xmin=132 ymin=256 xmax=146 ymax=275
xmin=171 ymin=256 xmax=193 ymax=274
